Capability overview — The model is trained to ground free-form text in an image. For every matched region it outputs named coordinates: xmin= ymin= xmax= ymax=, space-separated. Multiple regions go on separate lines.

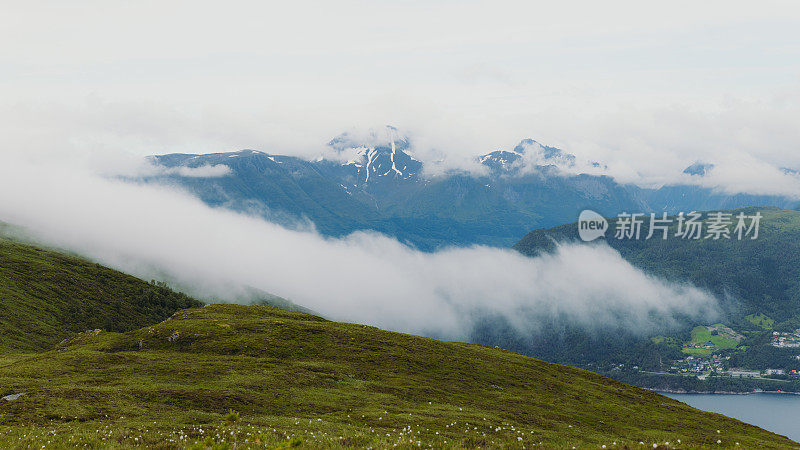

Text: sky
xmin=3 ymin=1 xmax=800 ymax=194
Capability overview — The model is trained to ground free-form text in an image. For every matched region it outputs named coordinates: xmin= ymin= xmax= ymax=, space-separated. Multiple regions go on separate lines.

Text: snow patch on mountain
xmin=325 ymin=126 xmax=422 ymax=185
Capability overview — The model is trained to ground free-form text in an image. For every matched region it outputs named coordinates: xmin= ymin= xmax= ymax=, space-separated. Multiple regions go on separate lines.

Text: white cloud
xmin=164 ymin=164 xmax=232 ymax=178
xmin=0 ymin=153 xmax=718 ymax=338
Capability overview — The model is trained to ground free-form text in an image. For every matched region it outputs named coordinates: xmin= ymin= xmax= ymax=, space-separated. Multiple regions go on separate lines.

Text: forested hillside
xmin=0 ymin=238 xmax=202 ymax=351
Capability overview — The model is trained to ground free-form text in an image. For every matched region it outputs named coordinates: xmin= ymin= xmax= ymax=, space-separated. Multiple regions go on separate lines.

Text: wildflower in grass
xmin=225 ymin=409 xmax=241 ymax=450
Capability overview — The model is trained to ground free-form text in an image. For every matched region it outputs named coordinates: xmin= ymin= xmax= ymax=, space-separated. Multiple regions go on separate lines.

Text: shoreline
xmin=654 ymin=388 xmax=800 ymax=395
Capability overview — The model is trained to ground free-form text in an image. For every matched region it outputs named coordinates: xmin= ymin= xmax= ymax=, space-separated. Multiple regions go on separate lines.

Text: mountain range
xmin=147 ymin=126 xmax=799 ymax=250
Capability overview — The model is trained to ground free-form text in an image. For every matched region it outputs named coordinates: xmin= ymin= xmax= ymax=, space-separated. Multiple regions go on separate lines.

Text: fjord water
xmin=665 ymin=393 xmax=800 ymax=441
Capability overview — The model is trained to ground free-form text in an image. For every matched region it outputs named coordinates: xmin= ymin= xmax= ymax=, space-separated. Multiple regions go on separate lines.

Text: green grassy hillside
xmin=0 ymin=238 xmax=202 ymax=352
xmin=0 ymin=303 xmax=795 ymax=448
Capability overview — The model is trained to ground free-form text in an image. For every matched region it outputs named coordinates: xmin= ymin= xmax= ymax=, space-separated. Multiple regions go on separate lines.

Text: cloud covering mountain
xmin=0 ymin=152 xmax=718 ymax=339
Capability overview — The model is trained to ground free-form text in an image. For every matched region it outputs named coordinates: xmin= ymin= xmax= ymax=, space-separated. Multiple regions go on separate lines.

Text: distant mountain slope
xmin=635 ymin=185 xmax=798 ymax=215
xmin=147 ymin=128 xmax=799 ymax=249
xmin=152 ymin=150 xmax=382 ymax=236
xmin=508 ymin=207 xmax=800 ymax=392
xmin=0 ymin=237 xmax=203 ymax=351
xmin=0 ymin=303 xmax=793 ymax=448
xmin=514 ymin=207 xmax=800 ymax=323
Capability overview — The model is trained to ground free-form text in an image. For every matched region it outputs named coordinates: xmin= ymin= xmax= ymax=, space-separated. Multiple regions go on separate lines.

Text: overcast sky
xmin=3 ymin=1 xmax=800 ymax=193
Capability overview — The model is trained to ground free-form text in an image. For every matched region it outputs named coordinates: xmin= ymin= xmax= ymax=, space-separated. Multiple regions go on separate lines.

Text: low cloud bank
xmin=161 ymin=164 xmax=232 ymax=178
xmin=0 ymin=155 xmax=718 ymax=338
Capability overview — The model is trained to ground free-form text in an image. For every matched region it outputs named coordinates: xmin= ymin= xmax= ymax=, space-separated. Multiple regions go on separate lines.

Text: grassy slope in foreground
xmin=0 ymin=304 xmax=795 ymax=448
xmin=0 ymin=238 xmax=203 ymax=352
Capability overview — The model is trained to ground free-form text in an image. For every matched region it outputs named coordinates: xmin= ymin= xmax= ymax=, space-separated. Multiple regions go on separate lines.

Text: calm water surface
xmin=665 ymin=393 xmax=800 ymax=442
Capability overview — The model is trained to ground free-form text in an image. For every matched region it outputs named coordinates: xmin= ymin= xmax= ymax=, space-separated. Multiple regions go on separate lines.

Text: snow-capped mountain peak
xmin=326 ymin=126 xmax=422 ymax=185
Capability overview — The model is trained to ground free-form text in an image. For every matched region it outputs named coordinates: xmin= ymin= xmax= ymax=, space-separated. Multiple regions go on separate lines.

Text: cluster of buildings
xmin=725 ymin=368 xmax=796 ymax=378
xmin=770 ymin=329 xmax=800 ymax=348
xmin=684 ymin=341 xmax=716 ymax=350
xmin=668 ymin=355 xmax=798 ymax=379
xmin=670 ymin=354 xmax=728 ymax=374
